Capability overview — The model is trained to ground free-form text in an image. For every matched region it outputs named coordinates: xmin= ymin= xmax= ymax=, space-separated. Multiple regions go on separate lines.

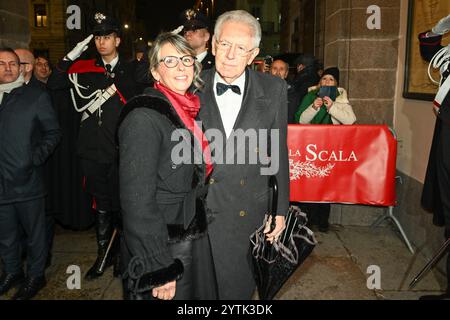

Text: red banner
xmin=288 ymin=125 xmax=396 ymax=206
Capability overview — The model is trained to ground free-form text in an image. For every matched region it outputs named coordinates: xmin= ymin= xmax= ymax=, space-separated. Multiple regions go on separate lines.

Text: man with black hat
xmin=47 ymin=12 xmax=149 ymax=281
xmin=287 ymin=54 xmax=320 ymax=124
xmin=179 ymin=9 xmax=214 ymax=70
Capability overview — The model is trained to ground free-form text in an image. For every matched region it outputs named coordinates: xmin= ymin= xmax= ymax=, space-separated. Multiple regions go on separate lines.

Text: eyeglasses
xmin=0 ymin=61 xmax=19 ymax=69
xmin=215 ymin=39 xmax=255 ymax=57
xmin=159 ymin=55 xmax=196 ymax=68
xmin=35 ymin=62 xmax=49 ymax=68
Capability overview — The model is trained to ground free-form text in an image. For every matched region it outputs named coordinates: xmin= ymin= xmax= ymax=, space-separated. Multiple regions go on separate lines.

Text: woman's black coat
xmin=117 ymin=88 xmax=209 ymax=292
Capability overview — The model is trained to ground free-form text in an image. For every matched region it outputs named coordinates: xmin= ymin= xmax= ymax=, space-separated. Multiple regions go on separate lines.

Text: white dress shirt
xmin=196 ymin=50 xmax=208 ymax=63
xmin=213 ymin=71 xmax=246 ymax=138
xmin=102 ymin=55 xmax=119 ymax=70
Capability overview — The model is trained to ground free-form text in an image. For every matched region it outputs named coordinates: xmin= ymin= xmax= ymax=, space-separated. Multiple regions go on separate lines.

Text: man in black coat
xmin=419 ymin=14 xmax=450 ymax=300
xmin=288 ymin=54 xmax=319 ymax=124
xmin=47 ymin=12 xmax=149 ymax=281
xmin=15 ymin=48 xmax=55 ymax=268
xmin=197 ymin=10 xmax=289 ymax=299
xmin=0 ymin=48 xmax=60 ymax=300
xmin=180 ymin=9 xmax=215 ymax=71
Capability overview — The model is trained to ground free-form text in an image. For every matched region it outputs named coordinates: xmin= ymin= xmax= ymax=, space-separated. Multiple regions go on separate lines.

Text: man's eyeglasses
xmin=159 ymin=55 xmax=196 ymax=68
xmin=215 ymin=39 xmax=255 ymax=57
xmin=35 ymin=62 xmax=49 ymax=68
xmin=0 ymin=61 xmax=19 ymax=69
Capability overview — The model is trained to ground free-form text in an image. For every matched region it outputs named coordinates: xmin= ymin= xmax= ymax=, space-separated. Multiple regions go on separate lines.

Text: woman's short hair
xmin=214 ymin=10 xmax=262 ymax=49
xmin=148 ymin=32 xmax=203 ymax=91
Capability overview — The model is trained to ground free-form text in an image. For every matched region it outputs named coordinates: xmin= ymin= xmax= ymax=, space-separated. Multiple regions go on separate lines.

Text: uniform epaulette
xmin=68 ymin=59 xmax=105 ymax=74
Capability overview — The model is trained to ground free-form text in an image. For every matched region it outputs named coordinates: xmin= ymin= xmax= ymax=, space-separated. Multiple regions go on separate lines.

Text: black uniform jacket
xmin=419 ymin=31 xmax=450 ymax=227
xmin=117 ymin=88 xmax=209 ymax=293
xmin=47 ymin=55 xmax=149 ymax=163
xmin=201 ymin=51 xmax=215 ymax=71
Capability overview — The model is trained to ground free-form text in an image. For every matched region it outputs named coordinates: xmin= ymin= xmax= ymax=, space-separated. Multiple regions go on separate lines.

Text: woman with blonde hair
xmin=118 ymin=32 xmax=217 ymax=300
xmin=294 ymin=67 xmax=356 ymax=232
xmin=295 ymin=67 xmax=356 ymax=125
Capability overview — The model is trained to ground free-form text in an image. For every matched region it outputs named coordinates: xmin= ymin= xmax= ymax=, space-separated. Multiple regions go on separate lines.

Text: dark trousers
xmin=0 ymin=198 xmax=47 ymax=277
xmin=80 ymin=158 xmax=119 ymax=212
xmin=437 ymin=122 xmax=450 ymax=288
xmin=299 ymin=203 xmax=331 ymax=227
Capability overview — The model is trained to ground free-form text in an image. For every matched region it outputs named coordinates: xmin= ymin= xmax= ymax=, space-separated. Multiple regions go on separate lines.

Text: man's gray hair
xmin=214 ymin=10 xmax=262 ymax=48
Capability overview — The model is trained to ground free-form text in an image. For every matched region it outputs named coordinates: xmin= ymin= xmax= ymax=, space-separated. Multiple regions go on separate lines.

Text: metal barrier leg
xmin=371 ymin=212 xmax=388 ymax=228
xmin=387 ymin=206 xmax=415 ymax=254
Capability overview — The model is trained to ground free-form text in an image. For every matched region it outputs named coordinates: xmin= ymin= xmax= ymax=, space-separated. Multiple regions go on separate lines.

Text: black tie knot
xmin=105 ymin=64 xmax=112 ymax=72
xmin=216 ymin=82 xmax=241 ymax=96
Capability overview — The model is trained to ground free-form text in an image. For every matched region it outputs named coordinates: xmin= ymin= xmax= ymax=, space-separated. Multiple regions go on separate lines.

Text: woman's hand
xmin=264 ymin=215 xmax=286 ymax=244
xmin=313 ymin=97 xmax=323 ymax=110
xmin=323 ymin=96 xmax=333 ymax=111
xmin=152 ymin=280 xmax=176 ymax=300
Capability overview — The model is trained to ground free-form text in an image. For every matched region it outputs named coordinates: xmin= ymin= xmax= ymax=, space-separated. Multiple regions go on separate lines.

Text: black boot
xmin=11 ymin=276 xmax=46 ymax=300
xmin=318 ymin=203 xmax=331 ymax=233
xmin=85 ymin=211 xmax=115 ymax=281
xmin=0 ymin=272 xmax=25 ymax=296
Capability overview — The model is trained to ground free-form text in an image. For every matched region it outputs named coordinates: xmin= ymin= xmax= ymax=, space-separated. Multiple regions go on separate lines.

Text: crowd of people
xmin=0 ymin=7 xmax=448 ymax=301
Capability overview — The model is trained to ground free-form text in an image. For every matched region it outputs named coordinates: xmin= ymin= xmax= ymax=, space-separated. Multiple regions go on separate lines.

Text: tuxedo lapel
xmin=232 ymin=69 xmax=267 ymax=132
xmin=198 ymin=69 xmax=270 ymax=173
xmin=227 ymin=70 xmax=269 ymax=159
xmin=199 ymin=69 xmax=227 ymax=168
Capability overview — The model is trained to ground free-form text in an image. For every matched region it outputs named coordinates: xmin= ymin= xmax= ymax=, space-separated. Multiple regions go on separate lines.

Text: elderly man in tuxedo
xmin=197 ymin=10 xmax=289 ymax=300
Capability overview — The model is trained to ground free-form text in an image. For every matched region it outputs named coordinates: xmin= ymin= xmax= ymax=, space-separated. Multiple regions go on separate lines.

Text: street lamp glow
xmin=139 ymin=37 xmax=143 ymax=41
xmin=124 ymin=24 xmax=129 ymax=29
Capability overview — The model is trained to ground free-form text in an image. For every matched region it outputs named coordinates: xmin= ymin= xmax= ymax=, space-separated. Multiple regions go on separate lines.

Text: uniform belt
xmin=81 ymin=84 xmax=117 ymax=122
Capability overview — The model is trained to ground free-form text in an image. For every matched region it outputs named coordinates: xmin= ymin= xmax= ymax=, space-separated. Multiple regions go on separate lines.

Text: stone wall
xmin=0 ymin=1 xmax=30 ymax=48
xmin=322 ymin=0 xmax=400 ymax=126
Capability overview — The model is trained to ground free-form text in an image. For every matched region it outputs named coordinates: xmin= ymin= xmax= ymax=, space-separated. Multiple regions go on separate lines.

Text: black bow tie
xmin=216 ymin=82 xmax=241 ymax=96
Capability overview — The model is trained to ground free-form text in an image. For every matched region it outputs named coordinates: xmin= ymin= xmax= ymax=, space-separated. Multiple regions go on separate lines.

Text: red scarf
xmin=155 ymin=82 xmax=213 ymax=177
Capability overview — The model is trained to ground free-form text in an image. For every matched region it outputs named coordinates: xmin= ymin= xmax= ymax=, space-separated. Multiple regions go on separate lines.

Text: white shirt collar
xmin=213 ymin=70 xmax=246 ymax=138
xmin=214 ymin=70 xmax=246 ymax=92
xmin=102 ymin=54 xmax=119 ymax=70
xmin=196 ymin=51 xmax=208 ymax=63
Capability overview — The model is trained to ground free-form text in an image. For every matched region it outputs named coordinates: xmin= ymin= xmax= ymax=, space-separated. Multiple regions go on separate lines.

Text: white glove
xmin=171 ymin=25 xmax=184 ymax=34
xmin=432 ymin=13 xmax=450 ymax=35
xmin=65 ymin=34 xmax=94 ymax=61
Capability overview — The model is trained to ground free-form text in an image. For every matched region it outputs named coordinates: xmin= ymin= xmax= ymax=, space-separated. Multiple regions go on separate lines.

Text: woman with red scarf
xmin=117 ymin=32 xmax=216 ymax=300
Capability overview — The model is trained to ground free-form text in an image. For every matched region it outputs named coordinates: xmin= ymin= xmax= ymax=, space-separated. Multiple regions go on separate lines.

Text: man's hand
xmin=264 ymin=215 xmax=286 ymax=244
xmin=152 ymin=280 xmax=176 ymax=300
xmin=432 ymin=13 xmax=450 ymax=35
xmin=66 ymin=34 xmax=94 ymax=61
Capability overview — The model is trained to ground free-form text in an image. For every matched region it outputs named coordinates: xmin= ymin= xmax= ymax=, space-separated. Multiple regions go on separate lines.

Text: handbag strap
xmin=269 ymin=176 xmax=278 ymax=232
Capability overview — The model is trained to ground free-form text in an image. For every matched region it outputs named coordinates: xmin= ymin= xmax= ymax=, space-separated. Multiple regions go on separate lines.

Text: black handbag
xmin=250 ymin=176 xmax=317 ymax=300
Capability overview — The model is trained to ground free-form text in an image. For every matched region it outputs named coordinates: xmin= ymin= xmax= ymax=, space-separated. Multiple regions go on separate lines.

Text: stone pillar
xmin=0 ymin=1 xmax=30 ymax=48
xmin=321 ymin=0 xmax=402 ymax=226
xmin=323 ymin=0 xmax=401 ymax=125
